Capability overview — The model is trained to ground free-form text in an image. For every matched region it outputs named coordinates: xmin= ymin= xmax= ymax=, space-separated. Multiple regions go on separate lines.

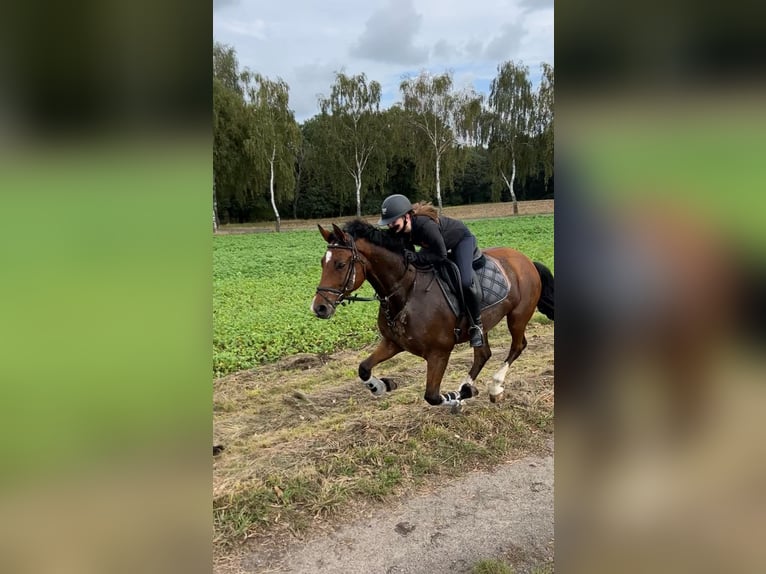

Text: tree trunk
xmin=355 ymin=175 xmax=362 ymax=217
xmin=213 ymin=179 xmax=219 ymax=233
xmin=293 ymin=158 xmax=303 ymax=220
xmin=435 ymin=153 xmax=443 ymax=213
xmin=511 ymin=157 xmax=518 ymax=214
xmin=501 ymin=166 xmax=518 ymax=215
xmin=269 ymin=147 xmax=281 ymax=232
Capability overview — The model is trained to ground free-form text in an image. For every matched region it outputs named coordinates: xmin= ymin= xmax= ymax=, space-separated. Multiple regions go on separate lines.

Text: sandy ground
xmin=221 ymin=445 xmax=554 ymax=574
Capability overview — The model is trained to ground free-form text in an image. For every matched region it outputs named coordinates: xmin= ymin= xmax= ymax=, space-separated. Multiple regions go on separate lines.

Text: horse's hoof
xmin=489 ymin=392 xmax=505 ymax=403
xmin=450 ymin=401 xmax=464 ymax=414
xmin=459 ymin=383 xmax=479 ymax=400
xmin=381 ymin=377 xmax=398 ymax=392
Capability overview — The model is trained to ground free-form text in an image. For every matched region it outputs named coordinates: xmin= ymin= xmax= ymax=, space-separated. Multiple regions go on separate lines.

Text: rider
xmin=377 ymin=194 xmax=484 ymax=347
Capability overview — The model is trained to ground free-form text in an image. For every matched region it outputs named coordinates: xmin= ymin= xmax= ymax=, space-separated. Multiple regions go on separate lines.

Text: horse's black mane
xmin=339 ymin=219 xmax=408 ymax=253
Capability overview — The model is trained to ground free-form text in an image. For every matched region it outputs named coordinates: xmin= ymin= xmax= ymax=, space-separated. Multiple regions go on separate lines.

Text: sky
xmin=213 ymin=0 xmax=553 ymax=122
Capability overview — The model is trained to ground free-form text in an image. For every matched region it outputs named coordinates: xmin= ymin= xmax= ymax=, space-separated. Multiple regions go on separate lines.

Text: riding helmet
xmin=377 ymin=194 xmax=413 ymax=226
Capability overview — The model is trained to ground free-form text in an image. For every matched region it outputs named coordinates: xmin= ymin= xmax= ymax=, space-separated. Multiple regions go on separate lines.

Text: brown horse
xmin=311 ymin=219 xmax=554 ymax=411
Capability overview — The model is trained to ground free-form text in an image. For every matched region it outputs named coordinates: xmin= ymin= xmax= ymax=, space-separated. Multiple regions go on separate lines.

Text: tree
xmin=319 ymin=72 xmax=385 ymax=217
xmin=242 ymin=72 xmax=301 ymax=232
xmin=532 ymin=63 xmax=554 ymax=187
xmin=453 ymin=147 xmax=493 ymax=205
xmin=399 ymin=71 xmax=483 ymax=211
xmin=213 ymin=43 xmax=249 ymax=227
xmin=293 ymin=114 xmax=338 ymax=218
xmin=485 ymin=61 xmax=535 ymax=214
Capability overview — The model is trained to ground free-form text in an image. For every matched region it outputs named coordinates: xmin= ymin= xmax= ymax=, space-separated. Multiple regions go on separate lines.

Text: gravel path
xmin=230 ymin=443 xmax=554 ymax=574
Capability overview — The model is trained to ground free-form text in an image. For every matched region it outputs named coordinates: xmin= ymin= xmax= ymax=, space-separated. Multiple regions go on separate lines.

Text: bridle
xmin=315 ymin=234 xmax=414 ymax=321
xmin=314 ymin=237 xmax=373 ymax=309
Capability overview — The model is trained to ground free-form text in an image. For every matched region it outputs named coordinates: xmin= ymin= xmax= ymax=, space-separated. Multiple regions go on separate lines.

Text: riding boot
xmin=463 ymin=279 xmax=484 ymax=347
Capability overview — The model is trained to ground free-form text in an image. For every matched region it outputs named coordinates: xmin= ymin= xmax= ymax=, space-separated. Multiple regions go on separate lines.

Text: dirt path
xmin=216 ymin=200 xmax=554 ymax=234
xmin=234 ymin=448 xmax=554 ymax=574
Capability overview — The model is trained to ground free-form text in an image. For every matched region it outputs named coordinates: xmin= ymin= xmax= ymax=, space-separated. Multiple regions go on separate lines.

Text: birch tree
xmin=399 ymin=71 xmax=482 ymax=211
xmin=485 ymin=61 xmax=535 ymax=214
xmin=243 ymin=72 xmax=301 ymax=232
xmin=318 ymin=72 xmax=384 ymax=217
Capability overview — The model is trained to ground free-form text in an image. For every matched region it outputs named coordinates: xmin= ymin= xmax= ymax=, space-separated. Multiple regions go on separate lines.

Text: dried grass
xmin=213 ymin=321 xmax=554 ymax=555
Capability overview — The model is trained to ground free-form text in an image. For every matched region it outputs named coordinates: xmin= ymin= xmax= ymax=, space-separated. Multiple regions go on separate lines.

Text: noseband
xmin=315 ymin=238 xmax=369 ymax=309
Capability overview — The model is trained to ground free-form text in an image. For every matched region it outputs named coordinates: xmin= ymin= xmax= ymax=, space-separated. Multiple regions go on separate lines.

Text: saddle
xmin=432 ymin=253 xmax=511 ymax=318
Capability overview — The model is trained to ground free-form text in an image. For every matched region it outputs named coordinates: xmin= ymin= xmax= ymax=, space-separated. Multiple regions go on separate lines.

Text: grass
xmin=472 ymin=558 xmax=554 ymax=574
xmin=471 ymin=559 xmax=554 ymax=574
xmin=472 ymin=560 xmax=514 ymax=574
xmin=213 ymin=322 xmax=554 ymax=551
xmin=213 ymin=213 xmax=553 ymax=376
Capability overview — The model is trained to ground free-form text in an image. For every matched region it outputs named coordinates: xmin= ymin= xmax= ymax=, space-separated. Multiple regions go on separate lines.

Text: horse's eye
xmin=335 ymin=261 xmax=346 ymax=270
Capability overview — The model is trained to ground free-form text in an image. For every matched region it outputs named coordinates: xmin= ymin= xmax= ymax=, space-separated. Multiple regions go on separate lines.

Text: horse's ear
xmin=331 ymin=223 xmax=348 ymax=244
xmin=318 ymin=224 xmax=333 ymax=243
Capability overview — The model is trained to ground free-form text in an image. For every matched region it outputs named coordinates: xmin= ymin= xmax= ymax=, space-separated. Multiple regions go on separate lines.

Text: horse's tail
xmin=533 ymin=261 xmax=555 ymax=320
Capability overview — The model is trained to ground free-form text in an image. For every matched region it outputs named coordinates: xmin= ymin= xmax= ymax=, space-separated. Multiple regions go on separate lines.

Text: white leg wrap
xmin=363 ymin=376 xmax=386 ymax=397
xmin=489 ymin=362 xmax=509 ymax=396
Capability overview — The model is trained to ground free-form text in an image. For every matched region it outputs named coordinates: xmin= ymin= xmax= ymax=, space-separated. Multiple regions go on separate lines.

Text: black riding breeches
xmin=452 ymin=234 xmax=477 ymax=289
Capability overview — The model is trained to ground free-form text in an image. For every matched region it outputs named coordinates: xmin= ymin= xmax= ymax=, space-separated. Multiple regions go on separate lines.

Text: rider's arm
xmin=411 ymin=218 xmax=448 ymax=266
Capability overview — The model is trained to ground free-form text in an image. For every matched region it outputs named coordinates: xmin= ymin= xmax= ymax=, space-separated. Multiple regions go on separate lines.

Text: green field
xmin=213 ymin=214 xmax=554 ymax=377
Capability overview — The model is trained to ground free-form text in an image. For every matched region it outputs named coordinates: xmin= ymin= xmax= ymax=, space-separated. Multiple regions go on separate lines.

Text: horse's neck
xmin=360 ymin=243 xmax=412 ymax=300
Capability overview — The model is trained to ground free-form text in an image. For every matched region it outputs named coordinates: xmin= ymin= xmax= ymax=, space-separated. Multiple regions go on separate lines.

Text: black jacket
xmin=406 ymin=214 xmax=472 ymax=267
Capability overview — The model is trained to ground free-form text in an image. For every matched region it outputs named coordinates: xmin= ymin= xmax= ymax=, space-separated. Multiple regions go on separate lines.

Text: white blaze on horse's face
xmin=324 ymin=250 xmax=332 ymax=264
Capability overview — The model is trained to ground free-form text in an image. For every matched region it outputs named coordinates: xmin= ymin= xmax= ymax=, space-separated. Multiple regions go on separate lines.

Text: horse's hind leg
xmin=424 ymin=352 xmax=481 ymax=413
xmin=488 ymin=316 xmax=529 ymax=403
xmin=459 ymin=343 xmax=492 ymax=400
xmin=358 ymin=338 xmax=403 ymax=396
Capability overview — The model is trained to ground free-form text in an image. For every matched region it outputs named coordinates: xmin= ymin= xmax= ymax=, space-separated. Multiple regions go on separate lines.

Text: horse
xmin=310 ymin=219 xmax=554 ymax=411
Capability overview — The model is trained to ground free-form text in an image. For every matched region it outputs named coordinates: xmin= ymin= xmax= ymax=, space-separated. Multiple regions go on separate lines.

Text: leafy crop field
xmin=213 ymin=214 xmax=554 ymax=377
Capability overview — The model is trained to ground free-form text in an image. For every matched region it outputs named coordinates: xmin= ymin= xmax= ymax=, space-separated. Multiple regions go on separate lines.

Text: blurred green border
xmin=0 ymin=139 xmax=212 ymax=481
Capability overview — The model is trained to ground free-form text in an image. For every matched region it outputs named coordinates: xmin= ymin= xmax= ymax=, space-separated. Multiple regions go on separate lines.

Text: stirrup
xmin=469 ymin=325 xmax=484 ymax=347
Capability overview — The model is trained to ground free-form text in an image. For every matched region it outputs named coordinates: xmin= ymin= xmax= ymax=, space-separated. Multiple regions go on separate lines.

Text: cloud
xmin=465 ymin=39 xmax=485 ymax=61
xmin=290 ymin=62 xmax=340 ymax=119
xmin=432 ymin=39 xmax=458 ymax=61
xmin=216 ymin=17 xmax=267 ymax=40
xmin=351 ymin=0 xmax=428 ymax=65
xmin=213 ymin=0 xmax=553 ymax=122
xmin=484 ymin=21 xmax=525 ymax=61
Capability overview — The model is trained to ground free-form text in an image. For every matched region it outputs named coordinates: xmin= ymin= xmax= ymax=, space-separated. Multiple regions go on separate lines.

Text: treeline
xmin=214 ymin=43 xmax=553 ymax=230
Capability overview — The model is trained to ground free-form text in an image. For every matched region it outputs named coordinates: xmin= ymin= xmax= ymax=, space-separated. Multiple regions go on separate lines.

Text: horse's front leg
xmin=358 ymin=337 xmax=403 ymax=397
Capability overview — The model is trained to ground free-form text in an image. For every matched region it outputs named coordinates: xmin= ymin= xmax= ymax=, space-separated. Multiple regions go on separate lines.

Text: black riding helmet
xmin=377 ymin=194 xmax=413 ymax=226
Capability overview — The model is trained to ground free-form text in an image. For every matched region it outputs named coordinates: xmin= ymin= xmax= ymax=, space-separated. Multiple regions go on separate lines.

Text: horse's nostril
xmin=315 ymin=304 xmax=328 ymax=317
